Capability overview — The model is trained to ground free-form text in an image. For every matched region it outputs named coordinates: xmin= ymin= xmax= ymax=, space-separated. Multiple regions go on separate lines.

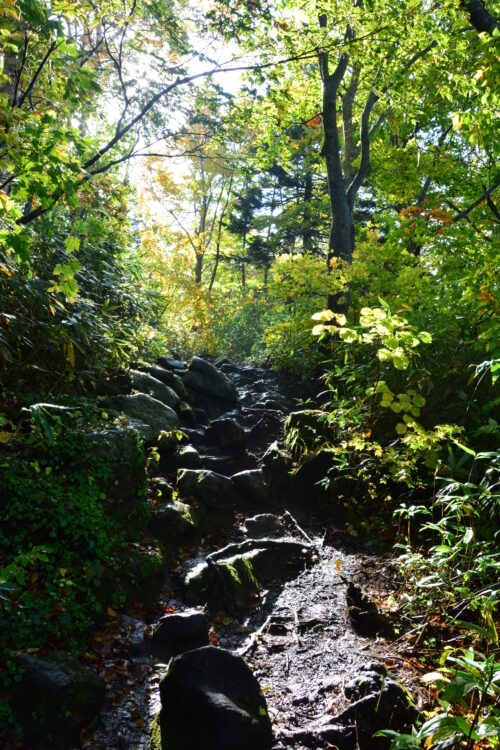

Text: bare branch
xmin=451 ymin=178 xmax=500 ymax=223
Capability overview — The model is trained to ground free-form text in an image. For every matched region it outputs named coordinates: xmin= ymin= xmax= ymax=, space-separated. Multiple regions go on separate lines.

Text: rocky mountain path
xmin=81 ymin=359 xmax=420 ymax=750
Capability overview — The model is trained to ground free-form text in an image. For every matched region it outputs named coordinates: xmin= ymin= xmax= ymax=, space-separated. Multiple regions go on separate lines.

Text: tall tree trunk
xmin=302 ymin=171 xmax=314 ymax=252
xmin=318 ymin=13 xmax=378 ymax=312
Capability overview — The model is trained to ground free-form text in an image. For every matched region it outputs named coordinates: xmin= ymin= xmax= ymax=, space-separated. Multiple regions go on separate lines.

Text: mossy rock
xmin=148 ymin=712 xmax=162 ymax=750
xmin=10 ymin=653 xmax=105 ymax=750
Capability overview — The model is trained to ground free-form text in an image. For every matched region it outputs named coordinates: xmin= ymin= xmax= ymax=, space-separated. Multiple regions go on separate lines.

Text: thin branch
xmin=15 ymin=40 xmax=59 ymax=110
xmin=451 ymin=179 xmax=500 ymax=223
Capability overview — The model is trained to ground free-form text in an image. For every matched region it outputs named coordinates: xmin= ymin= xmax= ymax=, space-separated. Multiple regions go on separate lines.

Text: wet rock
xmin=182 ymin=356 xmax=237 ymax=404
xmin=288 ymin=448 xmax=334 ymax=500
xmin=159 ymin=445 xmax=202 ymax=474
xmin=107 ymin=393 xmax=179 ymax=441
xmin=201 ymin=452 xmax=254 ymax=477
xmin=179 ymin=400 xmax=196 ymax=425
xmin=232 ymin=469 xmax=268 ymax=505
xmin=261 ymin=441 xmax=292 ymax=492
xmin=158 ymin=646 xmax=272 ymax=750
xmin=184 ymin=552 xmax=260 ymax=613
xmin=151 ymin=478 xmax=175 ymax=502
xmin=140 ymin=364 xmax=188 ymax=399
xmin=157 ymin=355 xmax=187 ymax=371
xmin=148 ymin=500 xmax=200 ymax=542
xmin=346 ymin=583 xmax=395 ymax=638
xmin=130 ymin=370 xmax=180 ymax=410
xmin=152 ymin=611 xmax=209 ymax=656
xmin=87 ymin=427 xmax=146 ymax=508
xmin=177 ymin=469 xmax=236 ymax=511
xmin=11 ymin=653 xmax=105 ymax=750
xmin=243 ymin=514 xmax=282 ymax=538
xmin=321 ymin=666 xmax=419 ymax=747
xmin=205 ymin=416 xmax=246 ymax=448
xmin=185 ymin=561 xmax=212 ymax=603
xmin=206 ymin=538 xmax=314 ymax=588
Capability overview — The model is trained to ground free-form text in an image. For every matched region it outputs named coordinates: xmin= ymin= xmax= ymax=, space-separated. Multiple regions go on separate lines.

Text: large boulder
xmin=205 ymin=417 xmax=246 ymax=449
xmin=183 ymin=357 xmax=237 ymax=404
xmin=177 ymin=469 xmax=236 ymax=511
xmin=232 ymin=469 xmax=268 ymax=505
xmin=10 ymin=653 xmax=105 ymax=750
xmin=158 ymin=646 xmax=272 ymax=750
xmin=140 ymin=364 xmax=188 ymax=399
xmin=107 ymin=393 xmax=179 ymax=442
xmin=130 ymin=370 xmax=180 ymax=410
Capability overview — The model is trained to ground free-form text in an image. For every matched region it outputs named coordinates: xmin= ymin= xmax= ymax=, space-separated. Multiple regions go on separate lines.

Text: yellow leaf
xmin=0 ymin=430 xmax=13 ymax=443
xmin=107 ymin=606 xmax=117 ymax=618
xmin=336 ymin=559 xmax=342 ymax=574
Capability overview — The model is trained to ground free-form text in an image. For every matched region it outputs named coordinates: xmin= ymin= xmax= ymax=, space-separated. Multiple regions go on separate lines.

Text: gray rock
xmin=130 ymin=370 xmax=180 ymax=410
xmin=11 ymin=653 xmax=105 ymax=750
xmin=152 ymin=611 xmax=209 ymax=656
xmin=183 ymin=356 xmax=237 ymax=404
xmin=205 ymin=417 xmax=246 ymax=448
xmin=177 ymin=469 xmax=236 ymax=511
xmin=160 ymin=445 xmax=202 ymax=474
xmin=201 ymin=452 xmax=254 ymax=477
xmin=232 ymin=469 xmax=268 ymax=505
xmin=148 ymin=500 xmax=200 ymax=541
xmin=107 ymin=393 xmax=179 ymax=441
xmin=346 ymin=583 xmax=395 ymax=638
xmin=158 ymin=646 xmax=272 ymax=750
xmin=151 ymin=478 xmax=175 ymax=502
xmin=244 ymin=514 xmax=282 ymax=538
xmin=179 ymin=400 xmax=197 ymax=425
xmin=157 ymin=355 xmax=187 ymax=371
xmin=140 ymin=364 xmax=188 ymax=399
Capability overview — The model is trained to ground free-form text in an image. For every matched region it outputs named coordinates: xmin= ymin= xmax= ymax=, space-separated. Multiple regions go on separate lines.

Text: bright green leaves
xmin=312 ymin=305 xmax=432 ymax=373
xmin=49 ymin=255 xmax=81 ymax=302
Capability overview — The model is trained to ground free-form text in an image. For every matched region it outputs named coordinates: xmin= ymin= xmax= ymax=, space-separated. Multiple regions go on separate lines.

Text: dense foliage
xmin=1 ymin=0 xmax=499 ymax=746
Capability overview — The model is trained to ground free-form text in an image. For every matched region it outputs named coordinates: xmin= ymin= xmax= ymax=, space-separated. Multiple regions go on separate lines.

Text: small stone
xmin=177 ymin=469 xmax=236 ymax=510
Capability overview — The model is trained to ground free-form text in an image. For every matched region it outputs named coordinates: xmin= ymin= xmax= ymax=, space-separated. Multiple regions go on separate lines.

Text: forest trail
xmin=82 ymin=362 xmax=418 ymax=750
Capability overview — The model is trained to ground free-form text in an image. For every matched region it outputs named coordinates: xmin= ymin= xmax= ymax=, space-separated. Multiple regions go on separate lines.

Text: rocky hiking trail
xmin=13 ymin=357 xmax=421 ymax=750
